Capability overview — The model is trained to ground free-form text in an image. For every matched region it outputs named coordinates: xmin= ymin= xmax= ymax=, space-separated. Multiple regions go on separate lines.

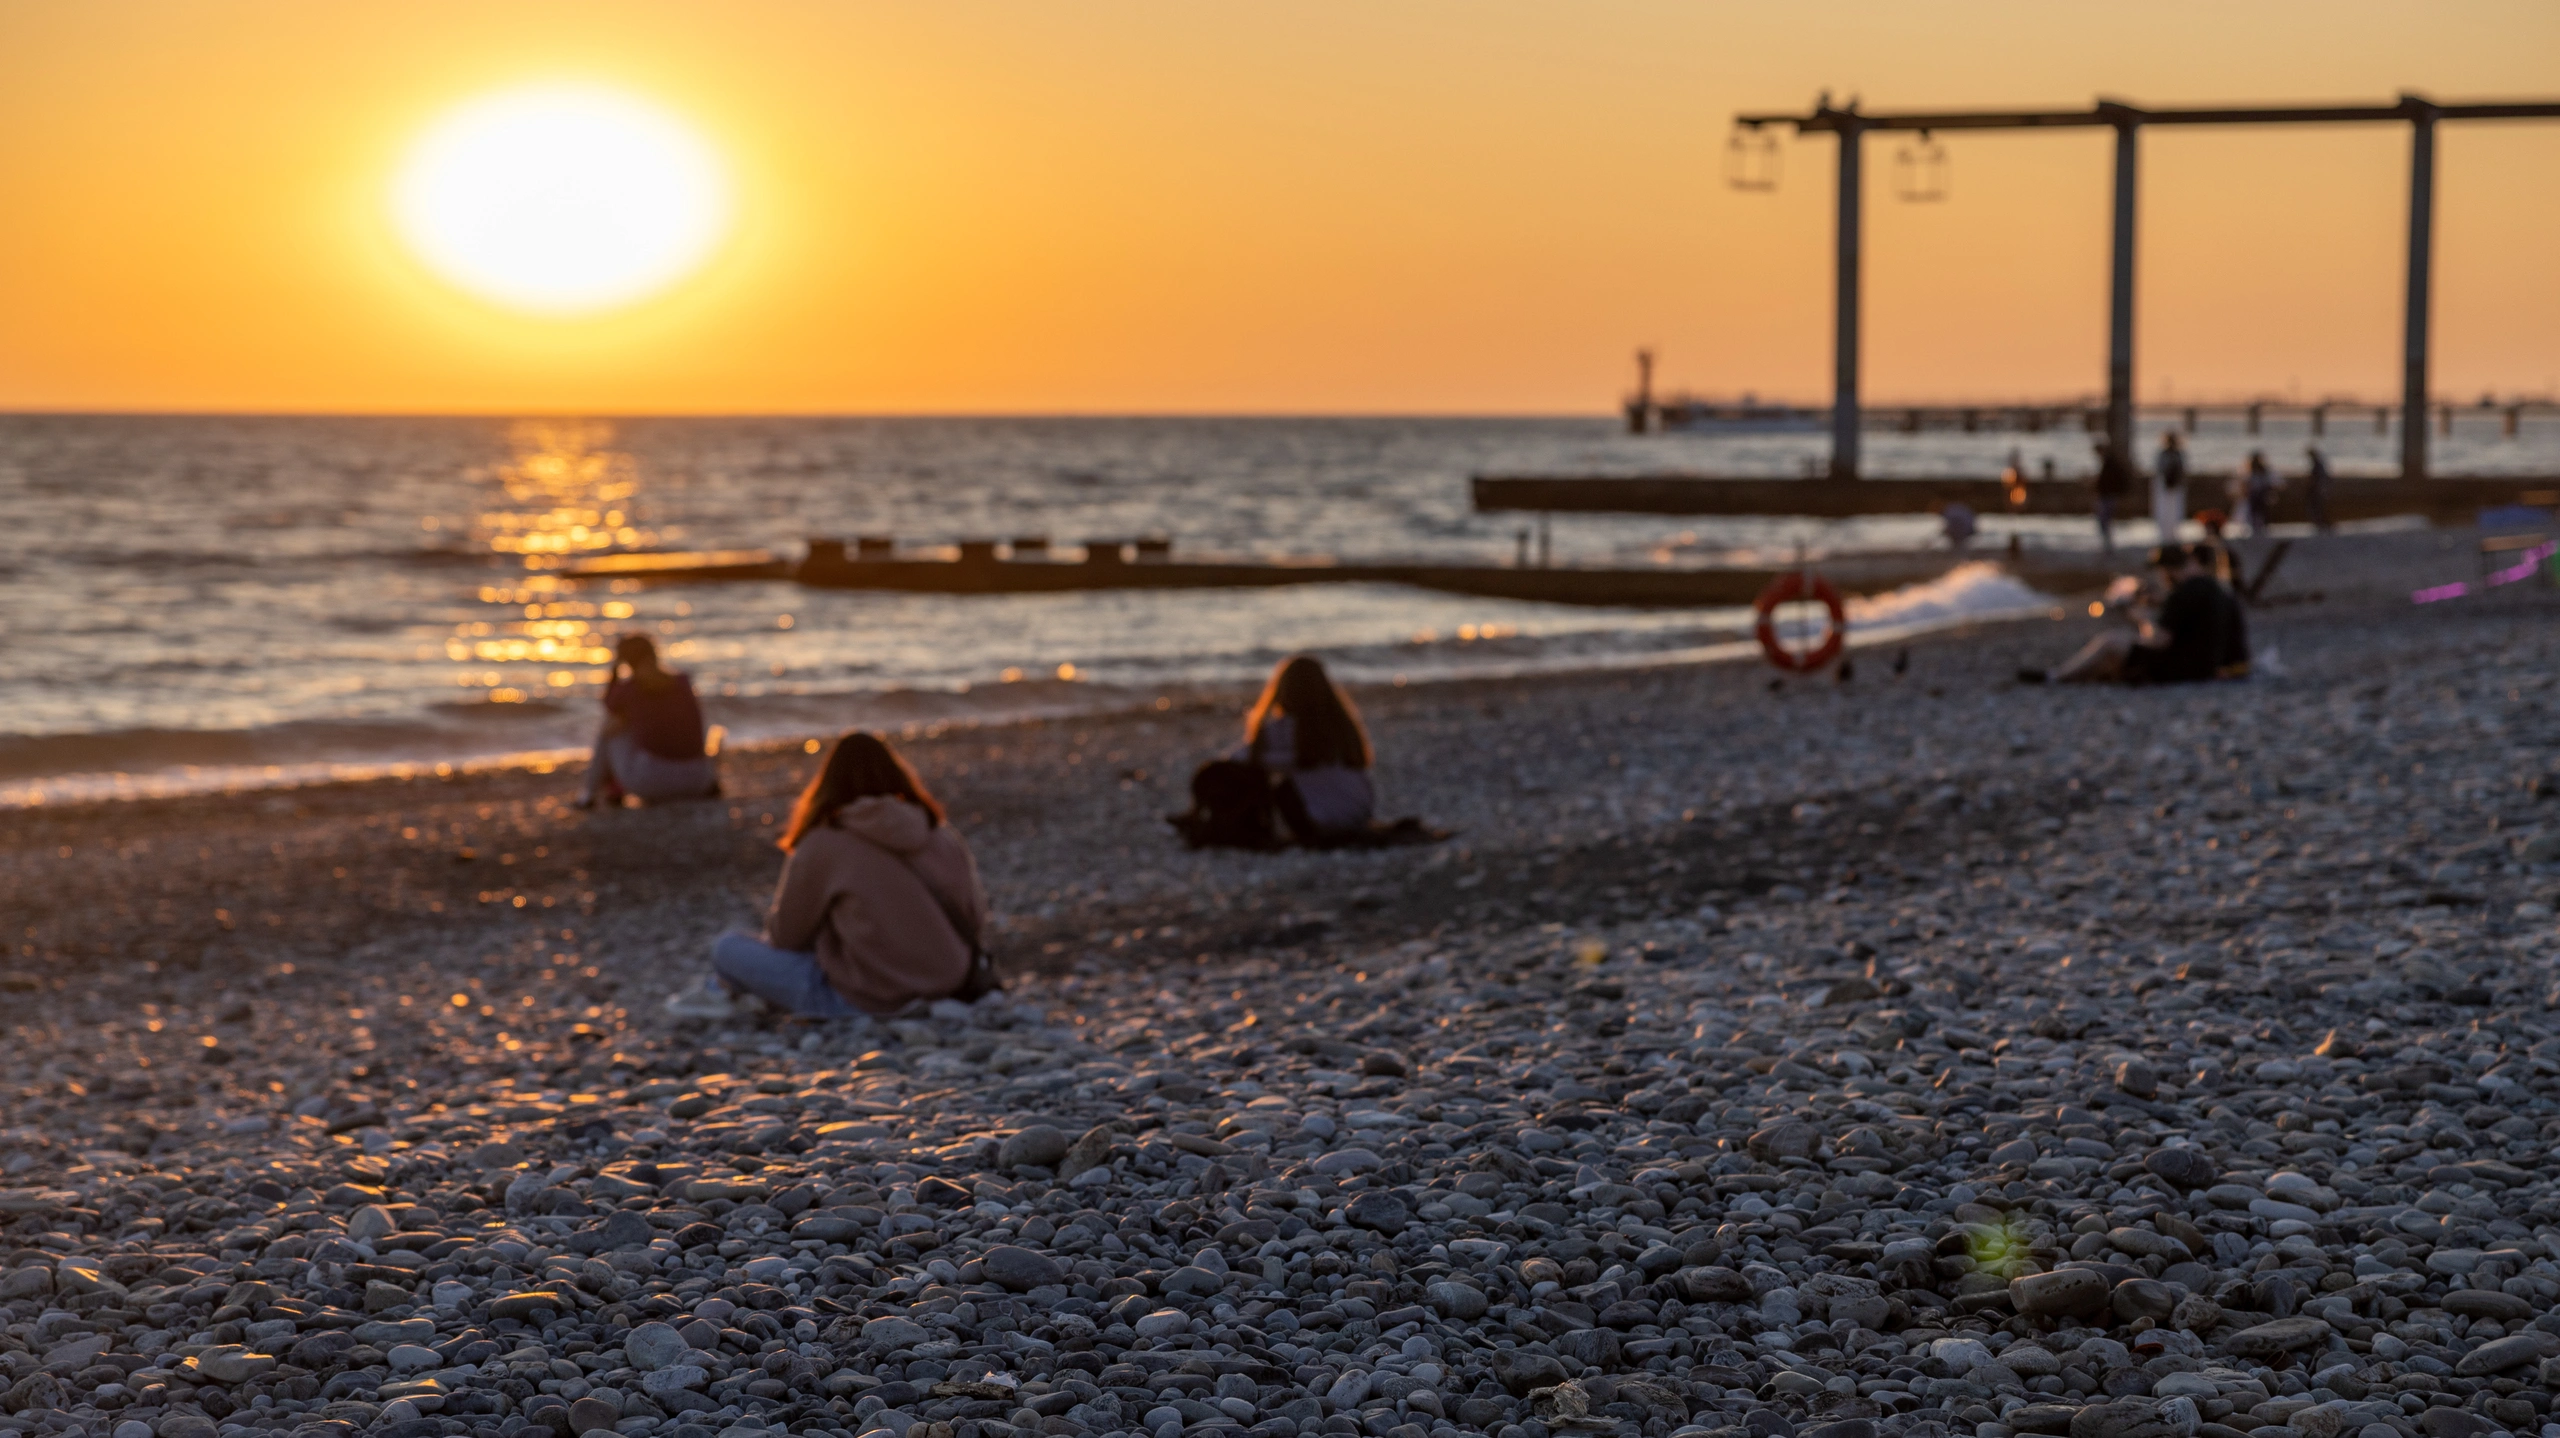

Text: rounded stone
xmin=1133 ymin=1308 xmax=1189 ymax=1338
xmin=2111 ymin=1277 xmax=2177 ymax=1323
xmin=1747 ymin=1120 xmax=1819 ymax=1161
xmin=998 ymin=1124 xmax=1069 ymax=1170
xmin=1160 ymin=1264 xmax=1224 ymax=1295
xmin=2010 ymin=1267 xmax=2110 ymax=1319
xmin=1426 ymin=1280 xmax=1489 ymax=1319
xmin=2143 ymin=1148 xmax=2218 ymax=1190
xmin=589 ymin=1209 xmax=655 ymax=1250
xmin=2069 ymin=1397 xmax=2176 ymax=1438
xmin=2108 ymin=1227 xmax=2188 ymax=1261
xmin=568 ymin=1394 xmax=625 ymax=1435
xmin=1494 ymin=1349 xmax=1569 ymax=1396
xmin=983 ymin=1244 xmax=1066 ymax=1291
xmin=2224 ymin=1316 xmax=2334 ymax=1359
xmin=1677 ymin=1265 xmax=1751 ymax=1303
xmin=862 ymin=1315 xmax=932 ymax=1349
xmin=1346 ymin=1190 xmax=1412 ymax=1236
xmin=2452 ymin=1333 xmax=2547 ymax=1377
xmin=2441 ymin=1289 xmax=2533 ymax=1323
xmin=1998 ymin=1344 xmax=2061 ymax=1378
xmin=625 ymin=1321 xmax=692 ymax=1371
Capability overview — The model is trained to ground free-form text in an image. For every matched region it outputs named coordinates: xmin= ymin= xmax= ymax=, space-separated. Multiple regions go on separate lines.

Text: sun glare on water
xmin=392 ymin=83 xmax=731 ymax=316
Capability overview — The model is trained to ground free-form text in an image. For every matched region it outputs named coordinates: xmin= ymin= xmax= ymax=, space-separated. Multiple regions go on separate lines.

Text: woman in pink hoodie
xmin=666 ymin=732 xmax=987 ymax=1020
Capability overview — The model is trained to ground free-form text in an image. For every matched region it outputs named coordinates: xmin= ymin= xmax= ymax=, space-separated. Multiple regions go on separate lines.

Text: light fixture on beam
xmin=1894 ymin=132 xmax=1949 ymax=202
xmin=1724 ymin=126 xmax=1781 ymax=192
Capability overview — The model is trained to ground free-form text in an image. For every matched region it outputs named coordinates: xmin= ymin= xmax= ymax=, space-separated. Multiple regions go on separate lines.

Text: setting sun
xmin=389 ymin=82 xmax=731 ymax=317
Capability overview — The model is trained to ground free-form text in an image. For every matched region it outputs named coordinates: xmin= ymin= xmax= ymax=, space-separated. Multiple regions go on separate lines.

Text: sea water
xmin=1 ymin=411 xmax=2548 ymax=803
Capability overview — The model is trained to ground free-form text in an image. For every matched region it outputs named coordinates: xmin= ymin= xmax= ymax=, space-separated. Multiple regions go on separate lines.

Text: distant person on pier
xmin=2092 ymin=441 xmax=2135 ymax=553
xmin=1938 ymin=501 xmax=1979 ymax=551
xmin=669 ymin=731 xmax=991 ymax=1020
xmin=575 ymin=634 xmax=720 ymax=809
xmin=2019 ymin=543 xmax=2248 ymax=686
xmin=1171 ymin=654 xmax=1377 ymax=848
xmin=2302 ymin=446 xmax=2336 ymax=533
xmin=2238 ymin=451 xmax=2280 ymax=535
xmin=2151 ymin=432 xmax=2188 ymax=544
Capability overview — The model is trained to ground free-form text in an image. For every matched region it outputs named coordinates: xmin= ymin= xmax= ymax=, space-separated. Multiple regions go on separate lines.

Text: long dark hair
xmin=613 ymin=633 xmax=675 ymax=688
xmin=780 ymin=731 xmax=944 ymax=851
xmin=1246 ymin=654 xmax=1371 ymax=770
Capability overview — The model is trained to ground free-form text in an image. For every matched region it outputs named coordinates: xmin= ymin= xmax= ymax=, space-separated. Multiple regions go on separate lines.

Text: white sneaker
xmin=662 ymin=976 xmax=750 ymax=1021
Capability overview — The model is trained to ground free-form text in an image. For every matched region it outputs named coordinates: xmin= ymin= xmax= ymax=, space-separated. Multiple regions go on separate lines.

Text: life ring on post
xmin=1754 ymin=571 xmax=1847 ymax=672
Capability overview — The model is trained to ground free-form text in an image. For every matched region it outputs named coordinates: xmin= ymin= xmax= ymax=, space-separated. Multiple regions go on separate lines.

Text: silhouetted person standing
xmin=2093 ymin=441 xmax=2134 ymax=553
xmin=2303 ymin=445 xmax=2335 ymax=533
xmin=2152 ymin=432 xmax=2188 ymax=545
xmin=2240 ymin=450 xmax=2278 ymax=536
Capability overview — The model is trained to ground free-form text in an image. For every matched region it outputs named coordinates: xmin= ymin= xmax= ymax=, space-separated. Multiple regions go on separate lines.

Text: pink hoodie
xmin=763 ymin=796 xmax=987 ymax=1015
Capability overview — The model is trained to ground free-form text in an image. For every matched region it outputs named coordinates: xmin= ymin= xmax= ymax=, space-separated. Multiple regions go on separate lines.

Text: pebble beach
xmin=4 ymin=529 xmax=2560 ymax=1438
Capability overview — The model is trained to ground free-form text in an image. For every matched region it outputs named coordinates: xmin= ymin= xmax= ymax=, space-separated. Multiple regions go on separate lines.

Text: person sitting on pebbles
xmin=575 ymin=634 xmax=721 ymax=809
xmin=666 ymin=731 xmax=991 ymax=1020
xmin=2020 ymin=543 xmax=2249 ymax=686
xmin=1171 ymin=653 xmax=1376 ymax=848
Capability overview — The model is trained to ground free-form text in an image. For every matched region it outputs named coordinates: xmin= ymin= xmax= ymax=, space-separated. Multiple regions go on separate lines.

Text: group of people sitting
xmin=2019 ymin=541 xmax=2251 ymax=686
xmin=615 ymin=538 xmax=2249 ymax=1025
xmin=585 ymin=645 xmax=1389 ymax=1023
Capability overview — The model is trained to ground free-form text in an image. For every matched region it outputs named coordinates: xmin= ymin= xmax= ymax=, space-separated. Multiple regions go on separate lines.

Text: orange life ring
xmin=1754 ymin=571 xmax=1847 ymax=672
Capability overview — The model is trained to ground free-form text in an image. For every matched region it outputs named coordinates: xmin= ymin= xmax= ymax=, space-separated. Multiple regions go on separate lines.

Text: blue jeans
xmin=710 ymin=932 xmax=864 ymax=1018
xmin=588 ymin=731 xmax=719 ymax=803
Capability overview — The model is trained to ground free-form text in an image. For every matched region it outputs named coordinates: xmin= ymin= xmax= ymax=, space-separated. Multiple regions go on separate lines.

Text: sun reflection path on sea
xmin=443 ymin=420 xmax=675 ymax=705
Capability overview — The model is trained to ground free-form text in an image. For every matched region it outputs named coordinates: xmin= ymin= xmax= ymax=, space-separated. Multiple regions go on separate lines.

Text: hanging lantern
xmin=1893 ymin=132 xmax=1949 ymax=202
xmin=1724 ymin=126 xmax=1781 ymax=192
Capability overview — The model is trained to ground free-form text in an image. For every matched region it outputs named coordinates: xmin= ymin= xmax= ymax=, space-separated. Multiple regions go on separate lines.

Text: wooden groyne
xmin=562 ymin=538 xmax=2123 ymax=608
xmin=1471 ymin=474 xmax=2558 ymax=524
xmin=559 ymin=549 xmax=792 ymax=581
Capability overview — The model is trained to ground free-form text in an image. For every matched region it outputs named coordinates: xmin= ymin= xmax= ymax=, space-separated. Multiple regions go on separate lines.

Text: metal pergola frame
xmin=1733 ymin=93 xmax=2560 ymax=481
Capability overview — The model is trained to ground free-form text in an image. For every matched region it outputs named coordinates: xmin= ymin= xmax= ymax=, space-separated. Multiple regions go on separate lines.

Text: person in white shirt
xmin=2152 ymin=432 xmax=2188 ymax=544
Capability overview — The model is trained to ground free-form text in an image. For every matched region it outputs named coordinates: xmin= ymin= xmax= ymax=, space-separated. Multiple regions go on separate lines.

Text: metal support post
xmin=1830 ymin=118 xmax=1865 ymax=481
xmin=2402 ymin=100 xmax=2438 ymax=481
xmin=2105 ymin=120 xmax=2140 ymax=462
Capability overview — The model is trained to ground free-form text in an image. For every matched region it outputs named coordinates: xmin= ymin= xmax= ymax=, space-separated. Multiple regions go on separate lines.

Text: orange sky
xmin=3 ymin=1 xmax=2556 ymax=414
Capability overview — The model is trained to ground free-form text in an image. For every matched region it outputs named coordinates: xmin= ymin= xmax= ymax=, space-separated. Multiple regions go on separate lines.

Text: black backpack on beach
xmin=1167 ymin=760 xmax=1282 ymax=850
